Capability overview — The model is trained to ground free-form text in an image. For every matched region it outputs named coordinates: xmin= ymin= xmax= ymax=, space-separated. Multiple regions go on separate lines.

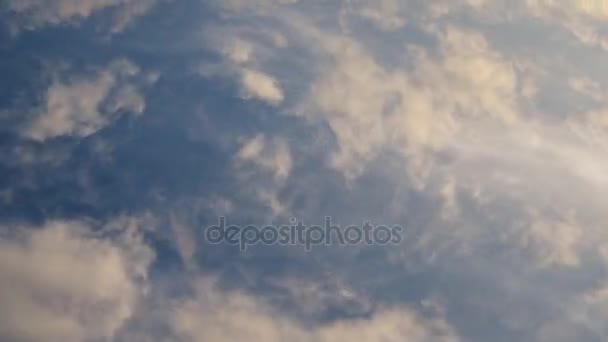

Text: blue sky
xmin=2 ymin=1 xmax=608 ymax=341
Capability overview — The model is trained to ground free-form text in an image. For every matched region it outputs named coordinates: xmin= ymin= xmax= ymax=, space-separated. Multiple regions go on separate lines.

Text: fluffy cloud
xmin=294 ymin=23 xmax=518 ymax=180
xmin=172 ymin=277 xmax=459 ymax=342
xmin=23 ymin=59 xmax=150 ymax=141
xmin=239 ymin=68 xmax=284 ymax=105
xmin=208 ymin=9 xmax=521 ymax=184
xmin=0 ymin=219 xmax=154 ymax=342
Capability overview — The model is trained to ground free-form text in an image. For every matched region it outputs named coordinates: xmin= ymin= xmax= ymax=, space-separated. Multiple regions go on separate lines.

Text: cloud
xmin=9 ymin=0 xmax=608 ymax=340
xmin=236 ymin=134 xmax=292 ymax=181
xmin=171 ymin=277 xmax=459 ymax=342
xmin=235 ymin=134 xmax=293 ymax=215
xmin=351 ymin=0 xmax=406 ymax=31
xmin=225 ymin=39 xmax=255 ymax=64
xmin=4 ymin=0 xmax=156 ymax=33
xmin=0 ymin=218 xmax=154 ymax=342
xmin=413 ymin=119 xmax=608 ymax=264
xmin=569 ymin=76 xmax=604 ymax=102
xmin=525 ymin=213 xmax=582 ymax=268
xmin=467 ymin=0 xmax=608 ymax=51
xmin=23 ymin=59 xmax=149 ymax=141
xmin=240 ymin=68 xmax=285 ymax=105
xmin=293 ymin=23 xmax=518 ymax=180
xmin=192 ymin=3 xmax=608 ymax=339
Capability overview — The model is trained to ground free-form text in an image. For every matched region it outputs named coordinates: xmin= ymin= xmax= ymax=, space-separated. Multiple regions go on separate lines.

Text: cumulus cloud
xmin=0 ymin=219 xmax=154 ymax=342
xmin=23 ymin=59 xmax=150 ymax=141
xmin=240 ymin=68 xmax=284 ymax=105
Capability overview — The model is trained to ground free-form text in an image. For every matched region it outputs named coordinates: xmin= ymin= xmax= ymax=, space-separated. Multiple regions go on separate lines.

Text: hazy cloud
xmin=23 ymin=59 xmax=149 ymax=141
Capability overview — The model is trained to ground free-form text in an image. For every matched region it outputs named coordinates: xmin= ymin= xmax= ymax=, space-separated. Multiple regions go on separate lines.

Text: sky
xmin=2 ymin=0 xmax=608 ymax=341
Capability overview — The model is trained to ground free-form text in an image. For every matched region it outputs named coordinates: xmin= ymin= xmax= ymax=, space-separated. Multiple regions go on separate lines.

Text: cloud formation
xmin=23 ymin=59 xmax=149 ymax=141
xmin=0 ymin=219 xmax=153 ymax=342
xmin=4 ymin=0 xmax=155 ymax=33
xmin=171 ymin=277 xmax=459 ymax=342
xmin=240 ymin=68 xmax=284 ymax=105
xmin=5 ymin=0 xmax=608 ymax=341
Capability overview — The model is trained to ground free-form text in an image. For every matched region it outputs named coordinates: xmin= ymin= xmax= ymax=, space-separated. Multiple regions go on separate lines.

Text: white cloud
xmin=199 ymin=0 xmax=608 ymax=288
xmin=0 ymin=219 xmax=154 ymax=342
xmin=5 ymin=0 xmax=155 ymax=33
xmin=194 ymin=11 xmax=608 ymax=341
xmin=527 ymin=0 xmax=608 ymax=20
xmin=219 ymin=0 xmax=300 ymax=12
xmin=467 ymin=0 xmax=608 ymax=51
xmin=569 ymin=76 xmax=604 ymax=102
xmin=240 ymin=68 xmax=285 ymax=105
xmin=224 ymin=39 xmax=255 ymax=64
xmin=235 ymin=134 xmax=293 ymax=215
xmin=406 ymin=118 xmax=608 ymax=271
xmin=172 ymin=277 xmax=460 ymax=342
xmin=535 ymin=249 xmax=608 ymax=340
xmin=24 ymin=59 xmax=149 ymax=141
xmin=205 ymin=2 xmax=608 ymax=276
xmin=11 ymin=0 xmax=608 ymax=340
xmin=169 ymin=213 xmax=198 ymax=269
xmin=525 ymin=213 xmax=583 ymax=267
xmin=237 ymin=134 xmax=292 ymax=181
xmin=353 ymin=0 xmax=405 ymax=31
xmin=294 ymin=23 xmax=518 ymax=180
xmin=207 ymin=4 xmax=608 ymax=289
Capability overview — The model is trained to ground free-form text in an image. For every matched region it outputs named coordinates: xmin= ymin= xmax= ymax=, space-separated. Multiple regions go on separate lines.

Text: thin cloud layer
xmin=3 ymin=0 xmax=156 ymax=33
